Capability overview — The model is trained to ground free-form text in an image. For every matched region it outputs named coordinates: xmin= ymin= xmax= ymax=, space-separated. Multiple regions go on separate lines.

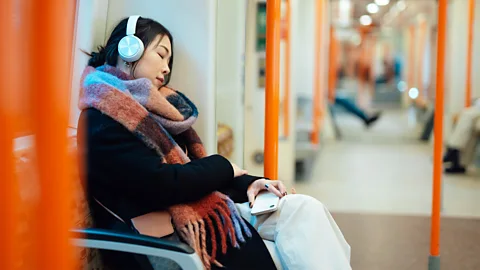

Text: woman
xmin=78 ymin=16 xmax=350 ymax=270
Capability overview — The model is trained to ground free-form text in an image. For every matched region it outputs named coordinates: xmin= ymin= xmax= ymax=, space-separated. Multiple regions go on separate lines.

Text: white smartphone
xmin=251 ymin=191 xmax=280 ymax=216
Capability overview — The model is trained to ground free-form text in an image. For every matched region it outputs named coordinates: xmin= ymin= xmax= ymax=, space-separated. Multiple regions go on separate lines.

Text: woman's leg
xmin=149 ymin=218 xmax=276 ymax=270
xmin=335 ymin=96 xmax=369 ymax=122
xmin=237 ymin=195 xmax=351 ymax=270
xmin=212 ymin=218 xmax=277 ymax=270
xmin=447 ymin=107 xmax=480 ymax=150
xmin=445 ymin=107 xmax=480 ymax=173
xmin=334 ymin=96 xmax=381 ymax=127
xmin=460 ymin=135 xmax=479 ymax=167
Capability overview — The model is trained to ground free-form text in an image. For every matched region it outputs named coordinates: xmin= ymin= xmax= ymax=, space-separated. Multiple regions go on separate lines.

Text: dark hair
xmin=88 ymin=16 xmax=174 ymax=85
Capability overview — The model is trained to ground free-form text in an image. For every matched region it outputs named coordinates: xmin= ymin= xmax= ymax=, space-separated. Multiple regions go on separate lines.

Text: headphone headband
xmin=126 ymin=15 xmax=140 ymax=36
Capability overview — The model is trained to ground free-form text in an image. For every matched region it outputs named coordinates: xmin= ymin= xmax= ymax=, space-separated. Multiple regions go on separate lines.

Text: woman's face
xmin=133 ymin=34 xmax=172 ymax=88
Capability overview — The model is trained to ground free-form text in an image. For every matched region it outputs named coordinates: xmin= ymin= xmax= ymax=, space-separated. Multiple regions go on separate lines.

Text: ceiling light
xmin=367 ymin=3 xmax=379 ymax=14
xmin=375 ymin=0 xmax=390 ymax=6
xmin=397 ymin=81 xmax=407 ymax=92
xmin=409 ymin=88 xmax=419 ymax=99
xmin=360 ymin=15 xmax=372 ymax=26
xmin=390 ymin=6 xmax=399 ymax=15
xmin=396 ymin=0 xmax=407 ymax=11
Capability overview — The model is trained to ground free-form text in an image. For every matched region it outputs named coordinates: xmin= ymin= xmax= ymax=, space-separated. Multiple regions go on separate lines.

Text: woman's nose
xmin=162 ymin=66 xmax=170 ymax=75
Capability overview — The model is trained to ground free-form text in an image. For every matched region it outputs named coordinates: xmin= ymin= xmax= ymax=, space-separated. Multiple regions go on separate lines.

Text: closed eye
xmin=157 ymin=53 xmax=164 ymax=59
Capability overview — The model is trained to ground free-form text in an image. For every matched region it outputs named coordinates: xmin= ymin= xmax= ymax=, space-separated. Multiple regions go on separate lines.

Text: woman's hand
xmin=247 ymin=179 xmax=293 ymax=208
xmin=231 ymin=162 xmax=248 ymax=178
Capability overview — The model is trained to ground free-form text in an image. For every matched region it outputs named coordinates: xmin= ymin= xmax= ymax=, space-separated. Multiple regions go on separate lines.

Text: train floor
xmin=296 ymin=107 xmax=480 ymax=269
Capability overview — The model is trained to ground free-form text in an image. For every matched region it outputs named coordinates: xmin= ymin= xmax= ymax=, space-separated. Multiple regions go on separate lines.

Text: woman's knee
xmin=282 ymin=194 xmax=325 ymax=209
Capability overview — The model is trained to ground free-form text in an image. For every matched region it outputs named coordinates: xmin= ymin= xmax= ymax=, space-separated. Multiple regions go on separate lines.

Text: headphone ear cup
xmin=118 ymin=35 xmax=145 ymax=62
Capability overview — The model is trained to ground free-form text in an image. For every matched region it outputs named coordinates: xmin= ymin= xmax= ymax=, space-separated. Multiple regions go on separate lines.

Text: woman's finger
xmin=247 ymin=189 xmax=257 ymax=208
xmin=264 ymin=182 xmax=283 ymax=198
xmin=276 ymin=181 xmax=287 ymax=196
xmin=291 ymin=187 xmax=297 ymax=194
xmin=268 ymin=180 xmax=287 ymax=196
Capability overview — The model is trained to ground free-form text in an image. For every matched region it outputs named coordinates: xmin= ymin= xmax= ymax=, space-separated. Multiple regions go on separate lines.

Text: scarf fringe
xmin=226 ymin=199 xmax=252 ymax=240
xmin=175 ymin=197 xmax=251 ymax=269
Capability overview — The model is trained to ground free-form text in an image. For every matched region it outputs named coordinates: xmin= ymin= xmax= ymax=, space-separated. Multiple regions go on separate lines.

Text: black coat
xmin=77 ymin=108 xmax=276 ymax=269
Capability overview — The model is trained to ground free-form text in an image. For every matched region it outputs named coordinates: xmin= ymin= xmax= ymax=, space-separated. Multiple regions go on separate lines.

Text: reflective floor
xmin=333 ymin=212 xmax=480 ymax=270
xmin=298 ymin=107 xmax=480 ymax=217
xmin=297 ymin=107 xmax=480 ymax=269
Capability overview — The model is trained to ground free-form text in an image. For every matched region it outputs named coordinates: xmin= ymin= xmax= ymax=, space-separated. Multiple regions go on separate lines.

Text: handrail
xmin=429 ymin=0 xmax=447 ymax=268
xmin=283 ymin=0 xmax=291 ymax=138
xmin=466 ymin=0 xmax=475 ymax=107
xmin=30 ymin=1 xmax=77 ymax=269
xmin=264 ymin=0 xmax=282 ymax=180
xmin=1 ymin=0 xmax=21 ymax=268
xmin=311 ymin=0 xmax=325 ymax=145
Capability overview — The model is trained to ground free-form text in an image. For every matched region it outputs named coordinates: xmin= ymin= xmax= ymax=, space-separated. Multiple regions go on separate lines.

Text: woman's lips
xmin=156 ymin=77 xmax=164 ymax=84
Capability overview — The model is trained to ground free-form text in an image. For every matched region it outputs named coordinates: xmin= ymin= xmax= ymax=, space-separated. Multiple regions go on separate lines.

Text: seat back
xmin=68 ymin=134 xmax=107 ymax=269
xmin=15 ymin=133 xmax=194 ymax=269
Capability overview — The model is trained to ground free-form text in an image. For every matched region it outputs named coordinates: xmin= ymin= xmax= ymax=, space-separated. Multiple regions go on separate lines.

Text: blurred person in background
xmin=443 ymin=97 xmax=480 ymax=174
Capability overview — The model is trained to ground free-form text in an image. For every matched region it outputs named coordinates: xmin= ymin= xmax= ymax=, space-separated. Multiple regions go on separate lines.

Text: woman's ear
xmin=116 ymin=56 xmax=132 ymax=74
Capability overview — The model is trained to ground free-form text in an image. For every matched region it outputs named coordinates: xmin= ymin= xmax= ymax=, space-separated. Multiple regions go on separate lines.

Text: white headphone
xmin=118 ymin=15 xmax=144 ymax=62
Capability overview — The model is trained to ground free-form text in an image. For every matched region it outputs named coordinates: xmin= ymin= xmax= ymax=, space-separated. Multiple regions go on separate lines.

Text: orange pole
xmin=430 ymin=0 xmax=447 ymax=264
xmin=283 ymin=0 xmax=291 ymax=138
xmin=264 ymin=0 xmax=281 ymax=180
xmin=466 ymin=0 xmax=475 ymax=107
xmin=30 ymin=0 xmax=77 ymax=269
xmin=0 ymin=0 xmax=20 ymax=268
xmin=417 ymin=20 xmax=427 ymax=99
xmin=408 ymin=26 xmax=415 ymax=91
xmin=368 ymin=36 xmax=376 ymax=99
xmin=311 ymin=0 xmax=325 ymax=145
xmin=328 ymin=27 xmax=338 ymax=103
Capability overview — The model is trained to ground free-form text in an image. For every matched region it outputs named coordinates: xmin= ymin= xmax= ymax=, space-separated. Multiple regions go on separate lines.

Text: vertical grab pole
xmin=417 ymin=19 xmax=427 ymax=100
xmin=283 ymin=0 xmax=291 ymax=138
xmin=0 ymin=0 xmax=20 ymax=268
xmin=328 ymin=26 xmax=338 ymax=103
xmin=429 ymin=0 xmax=447 ymax=269
xmin=30 ymin=0 xmax=77 ymax=269
xmin=369 ymin=35 xmax=376 ymax=101
xmin=466 ymin=0 xmax=475 ymax=107
xmin=408 ymin=26 xmax=415 ymax=92
xmin=264 ymin=0 xmax=281 ymax=180
xmin=311 ymin=0 xmax=325 ymax=145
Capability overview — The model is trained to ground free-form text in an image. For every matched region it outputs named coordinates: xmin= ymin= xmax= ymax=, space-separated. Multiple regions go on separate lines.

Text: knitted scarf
xmin=79 ymin=65 xmax=251 ymax=269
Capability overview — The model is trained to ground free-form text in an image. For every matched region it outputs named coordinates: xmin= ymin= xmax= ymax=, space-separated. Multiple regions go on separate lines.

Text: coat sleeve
xmin=219 ymin=174 xmax=264 ymax=203
xmin=80 ymin=109 xmax=234 ymax=210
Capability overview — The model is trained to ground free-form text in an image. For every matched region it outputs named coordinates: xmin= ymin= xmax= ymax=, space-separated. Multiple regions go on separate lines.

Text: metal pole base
xmin=429 ymin=255 xmax=440 ymax=270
